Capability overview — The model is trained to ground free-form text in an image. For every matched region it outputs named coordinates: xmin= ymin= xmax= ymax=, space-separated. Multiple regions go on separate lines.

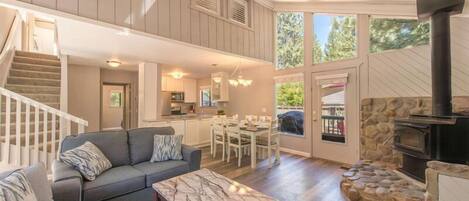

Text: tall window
xmin=200 ymin=86 xmax=216 ymax=107
xmin=369 ymin=18 xmax=430 ymax=53
xmin=275 ymin=74 xmax=304 ymax=136
xmin=313 ymin=14 xmax=357 ymax=64
xmin=276 ymin=12 xmax=304 ymax=70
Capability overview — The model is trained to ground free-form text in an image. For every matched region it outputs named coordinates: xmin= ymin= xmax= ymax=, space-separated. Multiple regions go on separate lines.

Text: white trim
xmin=102 ymin=127 xmax=123 ymax=131
xmin=315 ymin=73 xmax=349 ymax=85
xmin=254 ymin=0 xmax=274 ymax=9
xmin=279 ymin=147 xmax=311 ymax=157
xmin=0 ymin=12 xmax=21 ymax=87
xmin=273 ymin=73 xmax=304 ymax=81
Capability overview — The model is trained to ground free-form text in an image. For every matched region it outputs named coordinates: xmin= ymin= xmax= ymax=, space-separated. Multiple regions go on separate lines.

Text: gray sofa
xmin=52 ymin=127 xmax=202 ymax=201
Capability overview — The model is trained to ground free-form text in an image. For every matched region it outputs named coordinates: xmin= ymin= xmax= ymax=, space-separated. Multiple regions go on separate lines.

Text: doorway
xmin=101 ymin=83 xmax=131 ymax=130
xmin=311 ymin=68 xmax=359 ymax=165
xmin=31 ymin=18 xmax=56 ymax=55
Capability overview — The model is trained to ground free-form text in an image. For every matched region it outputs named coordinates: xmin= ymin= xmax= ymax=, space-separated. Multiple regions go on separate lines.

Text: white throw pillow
xmin=0 ymin=170 xmax=38 ymax=201
xmin=150 ymin=135 xmax=183 ymax=162
xmin=60 ymin=141 xmax=112 ymax=181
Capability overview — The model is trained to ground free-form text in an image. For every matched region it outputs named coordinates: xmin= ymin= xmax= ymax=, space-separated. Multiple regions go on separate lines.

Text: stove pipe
xmin=416 ymin=0 xmax=465 ymax=116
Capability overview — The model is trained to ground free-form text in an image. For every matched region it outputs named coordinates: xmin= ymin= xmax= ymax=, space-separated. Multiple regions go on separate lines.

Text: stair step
xmin=7 ymin=77 xmax=60 ymax=87
xmin=1 ymin=101 xmax=60 ymax=112
xmin=12 ymin=63 xmax=60 ymax=73
xmin=1 ymin=129 xmax=61 ymax=144
xmin=15 ymin=51 xmax=59 ymax=60
xmin=13 ymin=56 xmax=60 ymax=66
xmin=4 ymin=85 xmax=60 ymax=95
xmin=9 ymin=69 xmax=61 ymax=80
xmin=0 ymin=121 xmax=60 ymax=133
xmin=1 ymin=111 xmax=58 ymax=122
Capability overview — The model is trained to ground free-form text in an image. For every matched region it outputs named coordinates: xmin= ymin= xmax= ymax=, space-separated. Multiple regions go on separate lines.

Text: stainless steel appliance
xmin=171 ymin=92 xmax=185 ymax=102
xmin=160 ymin=91 xmax=172 ymax=116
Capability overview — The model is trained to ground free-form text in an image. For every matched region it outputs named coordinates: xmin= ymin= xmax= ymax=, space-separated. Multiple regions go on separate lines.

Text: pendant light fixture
xmin=228 ymin=63 xmax=252 ymax=87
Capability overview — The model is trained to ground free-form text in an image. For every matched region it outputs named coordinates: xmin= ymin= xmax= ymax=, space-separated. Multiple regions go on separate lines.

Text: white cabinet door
xmin=198 ymin=118 xmax=211 ymax=145
xmin=183 ymin=79 xmax=197 ymax=103
xmin=166 ymin=77 xmax=184 ymax=92
xmin=185 ymin=119 xmax=199 ymax=146
xmin=170 ymin=121 xmax=186 ymax=143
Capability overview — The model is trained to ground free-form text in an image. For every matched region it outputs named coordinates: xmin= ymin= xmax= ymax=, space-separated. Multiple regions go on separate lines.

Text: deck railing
xmin=0 ymin=87 xmax=87 ymax=170
xmin=321 ymin=115 xmax=345 ymax=143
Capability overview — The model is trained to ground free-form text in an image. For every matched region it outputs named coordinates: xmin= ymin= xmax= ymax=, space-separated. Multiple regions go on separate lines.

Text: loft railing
xmin=0 ymin=87 xmax=87 ymax=170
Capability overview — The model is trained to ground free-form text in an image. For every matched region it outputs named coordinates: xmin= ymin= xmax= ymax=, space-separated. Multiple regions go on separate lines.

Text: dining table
xmin=210 ymin=123 xmax=270 ymax=169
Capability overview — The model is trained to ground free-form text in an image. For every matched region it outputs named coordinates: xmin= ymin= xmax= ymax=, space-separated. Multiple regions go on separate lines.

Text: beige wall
xmin=68 ymin=64 xmax=101 ymax=132
xmin=101 ymin=69 xmax=139 ymax=128
xmin=101 ymin=85 xmax=124 ymax=129
xmin=16 ymin=0 xmax=274 ymax=62
xmin=0 ymin=6 xmax=16 ymax=51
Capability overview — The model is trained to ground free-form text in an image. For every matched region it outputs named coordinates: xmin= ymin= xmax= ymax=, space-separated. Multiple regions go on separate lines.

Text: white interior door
xmin=311 ymin=68 xmax=359 ymax=165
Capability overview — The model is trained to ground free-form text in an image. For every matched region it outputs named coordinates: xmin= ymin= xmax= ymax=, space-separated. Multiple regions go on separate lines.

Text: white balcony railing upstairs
xmin=0 ymin=87 xmax=88 ymax=170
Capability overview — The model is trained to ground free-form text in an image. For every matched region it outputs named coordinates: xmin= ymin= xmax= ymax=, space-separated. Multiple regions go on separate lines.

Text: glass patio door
xmin=311 ymin=68 xmax=359 ymax=165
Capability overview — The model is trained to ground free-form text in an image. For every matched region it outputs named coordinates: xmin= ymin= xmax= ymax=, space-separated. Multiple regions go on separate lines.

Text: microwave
xmin=171 ymin=92 xmax=184 ymax=102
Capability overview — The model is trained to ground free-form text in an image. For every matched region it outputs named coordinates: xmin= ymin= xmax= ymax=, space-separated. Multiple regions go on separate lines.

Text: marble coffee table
xmin=152 ymin=168 xmax=276 ymax=201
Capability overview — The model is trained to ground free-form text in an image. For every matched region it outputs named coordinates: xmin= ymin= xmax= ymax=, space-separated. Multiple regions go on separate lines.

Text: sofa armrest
xmin=182 ymin=144 xmax=201 ymax=171
xmin=52 ymin=160 xmax=82 ymax=201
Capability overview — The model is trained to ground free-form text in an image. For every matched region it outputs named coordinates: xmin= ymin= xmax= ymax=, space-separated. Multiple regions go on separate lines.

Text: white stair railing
xmin=0 ymin=87 xmax=87 ymax=170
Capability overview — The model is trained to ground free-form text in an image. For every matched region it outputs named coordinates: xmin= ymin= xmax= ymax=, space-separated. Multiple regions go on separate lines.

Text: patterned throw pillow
xmin=60 ymin=141 xmax=112 ymax=181
xmin=150 ymin=135 xmax=183 ymax=162
xmin=0 ymin=170 xmax=38 ymax=201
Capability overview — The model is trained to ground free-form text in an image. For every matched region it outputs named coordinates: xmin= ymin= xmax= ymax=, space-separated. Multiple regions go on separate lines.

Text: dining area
xmin=210 ymin=115 xmax=281 ymax=169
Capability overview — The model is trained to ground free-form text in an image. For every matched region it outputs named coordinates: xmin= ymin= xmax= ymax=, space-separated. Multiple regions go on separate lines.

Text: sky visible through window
xmin=314 ymin=15 xmax=332 ymax=50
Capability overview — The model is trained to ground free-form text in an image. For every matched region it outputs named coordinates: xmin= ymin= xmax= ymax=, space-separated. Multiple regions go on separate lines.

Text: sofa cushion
xmin=0 ymin=170 xmax=38 ymax=201
xmin=24 ymin=163 xmax=53 ymax=201
xmin=127 ymin=127 xmax=175 ymax=165
xmin=60 ymin=130 xmax=130 ymax=167
xmin=83 ymin=166 xmax=145 ymax=201
xmin=150 ymin=135 xmax=183 ymax=162
xmin=60 ymin=142 xmax=112 ymax=181
xmin=133 ymin=161 xmax=190 ymax=187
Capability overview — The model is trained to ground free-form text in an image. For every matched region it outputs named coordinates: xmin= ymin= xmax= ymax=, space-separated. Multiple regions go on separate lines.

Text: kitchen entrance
xmin=311 ymin=68 xmax=359 ymax=165
xmin=101 ymin=83 xmax=131 ymax=130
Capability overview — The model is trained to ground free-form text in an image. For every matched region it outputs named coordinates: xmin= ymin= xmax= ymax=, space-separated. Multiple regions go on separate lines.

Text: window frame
xmin=368 ymin=16 xmax=431 ymax=54
xmin=274 ymin=74 xmax=305 ymax=137
xmin=312 ymin=13 xmax=358 ymax=65
xmin=275 ymin=12 xmax=305 ymax=70
xmin=199 ymin=86 xmax=216 ymax=108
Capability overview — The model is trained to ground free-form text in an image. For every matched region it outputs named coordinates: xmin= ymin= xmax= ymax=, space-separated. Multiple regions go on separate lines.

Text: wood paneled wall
xmin=19 ymin=0 xmax=274 ymax=62
xmin=367 ymin=17 xmax=469 ymax=98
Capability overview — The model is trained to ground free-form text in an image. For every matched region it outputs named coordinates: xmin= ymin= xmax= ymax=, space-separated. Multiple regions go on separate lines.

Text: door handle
xmin=313 ymin=111 xmax=318 ymax=122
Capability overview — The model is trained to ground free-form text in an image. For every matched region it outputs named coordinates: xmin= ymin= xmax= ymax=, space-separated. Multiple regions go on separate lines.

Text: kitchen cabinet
xmin=161 ymin=76 xmax=196 ymax=100
xmin=198 ymin=118 xmax=211 ymax=145
xmin=211 ymin=72 xmax=229 ymax=102
xmin=142 ymin=118 xmax=212 ymax=147
xmin=185 ymin=119 xmax=199 ymax=146
xmin=183 ymin=79 xmax=197 ymax=103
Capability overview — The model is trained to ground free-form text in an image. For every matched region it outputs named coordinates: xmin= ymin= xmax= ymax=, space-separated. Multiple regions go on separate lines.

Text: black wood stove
xmin=393 ymin=0 xmax=468 ymax=182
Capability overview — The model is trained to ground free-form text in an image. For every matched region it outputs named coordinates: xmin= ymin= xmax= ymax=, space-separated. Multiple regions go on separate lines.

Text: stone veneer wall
xmin=360 ymin=96 xmax=469 ymax=165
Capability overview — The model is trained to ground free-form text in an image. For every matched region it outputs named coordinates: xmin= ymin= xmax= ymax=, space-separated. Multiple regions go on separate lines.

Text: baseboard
xmin=279 ymin=147 xmax=311 ymax=158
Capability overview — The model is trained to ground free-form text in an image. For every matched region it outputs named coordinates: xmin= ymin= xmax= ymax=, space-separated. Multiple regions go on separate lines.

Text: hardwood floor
xmin=201 ymin=147 xmax=347 ymax=201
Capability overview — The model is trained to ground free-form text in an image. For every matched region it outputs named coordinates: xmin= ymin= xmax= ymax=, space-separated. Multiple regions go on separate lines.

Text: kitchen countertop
xmin=156 ymin=114 xmax=215 ymax=122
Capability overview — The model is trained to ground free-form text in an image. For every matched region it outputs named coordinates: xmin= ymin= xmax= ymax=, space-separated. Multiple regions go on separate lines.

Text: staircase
xmin=0 ymin=51 xmax=87 ymax=170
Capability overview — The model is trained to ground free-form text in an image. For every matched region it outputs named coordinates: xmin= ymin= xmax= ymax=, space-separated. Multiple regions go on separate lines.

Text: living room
xmin=1 ymin=0 xmax=469 ymax=201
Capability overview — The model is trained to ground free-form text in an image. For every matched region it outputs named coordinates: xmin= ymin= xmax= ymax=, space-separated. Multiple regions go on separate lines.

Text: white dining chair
xmin=211 ymin=117 xmax=226 ymax=161
xmin=245 ymin=115 xmax=258 ymax=122
xmin=256 ymin=120 xmax=281 ymax=167
xmin=226 ymin=122 xmax=251 ymax=167
xmin=258 ymin=115 xmax=272 ymax=122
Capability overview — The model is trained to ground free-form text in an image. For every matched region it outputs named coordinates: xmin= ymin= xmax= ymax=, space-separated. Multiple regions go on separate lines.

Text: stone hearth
xmin=360 ymin=96 xmax=469 ymax=165
xmin=341 ymin=160 xmax=426 ymax=201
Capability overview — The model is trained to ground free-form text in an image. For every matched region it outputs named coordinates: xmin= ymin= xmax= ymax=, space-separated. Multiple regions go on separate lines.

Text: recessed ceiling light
xmin=106 ymin=60 xmax=122 ymax=68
